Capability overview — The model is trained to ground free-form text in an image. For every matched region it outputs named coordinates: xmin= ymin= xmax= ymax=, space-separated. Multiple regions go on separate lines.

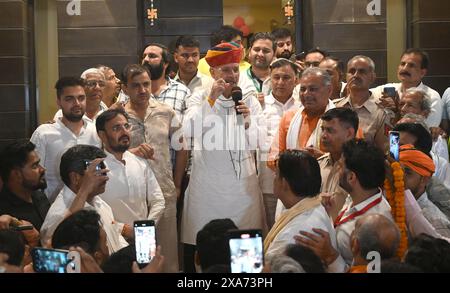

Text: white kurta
xmin=181 ymin=85 xmax=267 ymax=245
xmin=102 ymin=150 xmax=165 ymax=226
xmin=266 ymin=204 xmax=337 ymax=258
xmin=30 ymin=118 xmax=101 ymax=203
xmin=40 ymin=185 xmax=129 ymax=254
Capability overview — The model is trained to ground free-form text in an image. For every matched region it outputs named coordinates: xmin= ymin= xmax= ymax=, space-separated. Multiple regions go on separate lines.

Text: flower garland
xmin=384 ymin=161 xmax=408 ymax=258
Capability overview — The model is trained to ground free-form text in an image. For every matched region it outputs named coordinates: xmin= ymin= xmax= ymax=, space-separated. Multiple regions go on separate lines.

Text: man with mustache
xmin=40 ymin=145 xmax=129 ymax=253
xmin=0 ymin=140 xmax=50 ymax=233
xmin=142 ymin=43 xmax=191 ymax=120
xmin=96 ymin=109 xmax=165 ymax=237
xmin=96 ymin=65 xmax=121 ymax=108
xmin=269 ymin=67 xmax=335 ymax=164
xmin=372 ymin=48 xmax=442 ymax=129
xmin=334 ymin=55 xmax=390 ymax=151
xmin=181 ymin=42 xmax=266 ymax=272
xmin=122 ymin=64 xmax=187 ymax=272
xmin=31 ymin=77 xmax=101 ymax=203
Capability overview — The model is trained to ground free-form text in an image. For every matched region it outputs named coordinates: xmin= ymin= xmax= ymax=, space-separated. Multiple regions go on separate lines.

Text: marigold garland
xmin=384 ymin=161 xmax=408 ymax=258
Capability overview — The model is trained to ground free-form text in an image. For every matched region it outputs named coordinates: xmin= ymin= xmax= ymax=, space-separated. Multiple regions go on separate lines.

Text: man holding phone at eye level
xmin=31 ymin=77 xmax=101 ymax=204
xmin=40 ymin=145 xmax=129 ymax=254
xmin=95 ymin=109 xmax=165 ymax=237
xmin=0 ymin=140 xmax=50 ymax=250
xmin=371 ymin=48 xmax=443 ymax=130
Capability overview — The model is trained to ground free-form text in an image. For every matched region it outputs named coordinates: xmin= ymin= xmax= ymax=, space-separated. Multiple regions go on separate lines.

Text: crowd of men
xmin=1 ymin=25 xmax=450 ymax=273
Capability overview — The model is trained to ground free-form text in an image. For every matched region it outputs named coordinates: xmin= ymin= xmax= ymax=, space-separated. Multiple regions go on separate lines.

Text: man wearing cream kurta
xmin=181 ymin=42 xmax=266 ymax=271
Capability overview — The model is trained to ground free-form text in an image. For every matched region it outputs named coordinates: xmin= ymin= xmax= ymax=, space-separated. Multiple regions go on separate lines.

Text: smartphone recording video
xmin=84 ymin=159 xmax=106 ymax=175
xmin=383 ymin=86 xmax=397 ymax=98
xmin=227 ymin=229 xmax=264 ymax=273
xmin=134 ymin=220 xmax=156 ymax=265
xmin=389 ymin=131 xmax=400 ymax=161
xmin=31 ymin=248 xmax=72 ymax=273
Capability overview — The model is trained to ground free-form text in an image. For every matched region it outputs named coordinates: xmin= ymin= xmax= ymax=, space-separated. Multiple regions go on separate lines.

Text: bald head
xmin=353 ymin=214 xmax=400 ymax=260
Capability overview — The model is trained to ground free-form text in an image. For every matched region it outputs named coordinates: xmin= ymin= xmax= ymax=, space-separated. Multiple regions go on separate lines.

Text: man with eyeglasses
xmin=174 ymin=35 xmax=213 ymax=94
xmin=31 ymin=77 xmax=101 ymax=203
xmin=53 ymin=68 xmax=108 ymax=124
xmin=95 ymin=109 xmax=165 ymax=238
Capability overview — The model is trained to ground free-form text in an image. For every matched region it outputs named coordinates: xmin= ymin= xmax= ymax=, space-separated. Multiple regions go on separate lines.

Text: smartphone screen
xmin=383 ymin=86 xmax=397 ymax=98
xmin=389 ymin=131 xmax=400 ymax=161
xmin=31 ymin=248 xmax=70 ymax=273
xmin=134 ymin=220 xmax=156 ymax=265
xmin=227 ymin=229 xmax=264 ymax=273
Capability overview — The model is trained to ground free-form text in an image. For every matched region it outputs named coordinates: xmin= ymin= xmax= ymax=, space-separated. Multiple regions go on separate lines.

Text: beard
xmin=144 ymin=61 xmax=165 ymax=80
xmin=279 ymin=51 xmax=292 ymax=59
xmin=23 ymin=175 xmax=47 ymax=191
xmin=108 ymin=135 xmax=130 ymax=153
xmin=62 ymin=108 xmax=84 ymax=122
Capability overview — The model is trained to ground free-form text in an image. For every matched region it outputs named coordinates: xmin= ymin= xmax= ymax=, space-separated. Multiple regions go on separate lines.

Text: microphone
xmin=231 ymin=86 xmax=243 ymax=115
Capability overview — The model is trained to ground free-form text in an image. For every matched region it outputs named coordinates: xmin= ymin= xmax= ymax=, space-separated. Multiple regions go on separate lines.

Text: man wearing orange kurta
xmin=268 ymin=67 xmax=335 ymax=169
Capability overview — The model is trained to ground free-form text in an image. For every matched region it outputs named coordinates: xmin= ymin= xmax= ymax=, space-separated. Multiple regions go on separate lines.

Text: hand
xmin=379 ymin=92 xmax=399 ymax=112
xmin=430 ymin=127 xmax=443 ymax=141
xmin=0 ymin=214 xmax=19 ymax=229
xmin=78 ymin=158 xmax=109 ymax=197
xmin=321 ymin=193 xmax=336 ymax=215
xmin=236 ymin=101 xmax=250 ymax=118
xmin=294 ymin=228 xmax=339 ymax=266
xmin=69 ymin=246 xmax=103 ymax=273
xmin=109 ymin=100 xmax=126 ymax=111
xmin=20 ymin=220 xmax=40 ymax=247
xmin=121 ymin=223 xmax=134 ymax=239
xmin=131 ymin=245 xmax=165 ymax=273
xmin=129 ymin=143 xmax=154 ymax=160
xmin=294 ymin=60 xmax=305 ymax=73
xmin=210 ymin=78 xmax=228 ymax=101
xmin=304 ymin=146 xmax=324 ymax=159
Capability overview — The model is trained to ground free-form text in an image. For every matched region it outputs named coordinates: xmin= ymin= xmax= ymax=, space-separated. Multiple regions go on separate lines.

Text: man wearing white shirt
xmin=259 ymin=58 xmax=300 ymax=228
xmin=373 ymin=48 xmax=443 ymax=128
xmin=296 ymin=140 xmax=392 ymax=272
xmin=31 ymin=77 xmax=101 ymax=203
xmin=173 ymin=35 xmax=213 ymax=94
xmin=54 ymin=68 xmax=109 ymax=124
xmin=95 ymin=109 xmax=165 ymax=229
xmin=40 ymin=145 xmax=129 ymax=254
xmin=264 ymin=150 xmax=337 ymax=259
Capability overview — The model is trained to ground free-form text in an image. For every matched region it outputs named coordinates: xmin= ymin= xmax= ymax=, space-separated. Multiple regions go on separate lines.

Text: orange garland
xmin=384 ymin=161 xmax=408 ymax=258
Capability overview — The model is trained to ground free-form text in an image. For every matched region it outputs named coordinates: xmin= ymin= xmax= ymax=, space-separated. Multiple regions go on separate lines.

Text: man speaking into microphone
xmin=181 ymin=42 xmax=267 ymax=272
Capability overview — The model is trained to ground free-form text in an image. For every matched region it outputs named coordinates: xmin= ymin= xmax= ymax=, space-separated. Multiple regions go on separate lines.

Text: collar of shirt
xmin=264 ymin=93 xmax=296 ymax=110
xmin=174 ymin=70 xmax=200 ymax=85
xmin=55 ymin=117 xmax=89 ymax=136
xmin=416 ymin=191 xmax=429 ymax=205
xmin=344 ymin=189 xmax=383 ymax=215
xmin=341 ymin=93 xmax=378 ymax=114
xmin=318 ymin=153 xmax=334 ymax=167
xmin=104 ymin=149 xmax=134 ymax=166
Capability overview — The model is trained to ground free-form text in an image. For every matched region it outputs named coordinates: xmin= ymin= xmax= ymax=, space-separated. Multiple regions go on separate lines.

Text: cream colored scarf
xmin=264 ymin=194 xmax=322 ymax=252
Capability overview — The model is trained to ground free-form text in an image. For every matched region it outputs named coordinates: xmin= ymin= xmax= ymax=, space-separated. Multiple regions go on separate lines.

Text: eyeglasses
xmin=85 ymin=80 xmax=106 ymax=88
xmin=111 ymin=123 xmax=131 ymax=132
